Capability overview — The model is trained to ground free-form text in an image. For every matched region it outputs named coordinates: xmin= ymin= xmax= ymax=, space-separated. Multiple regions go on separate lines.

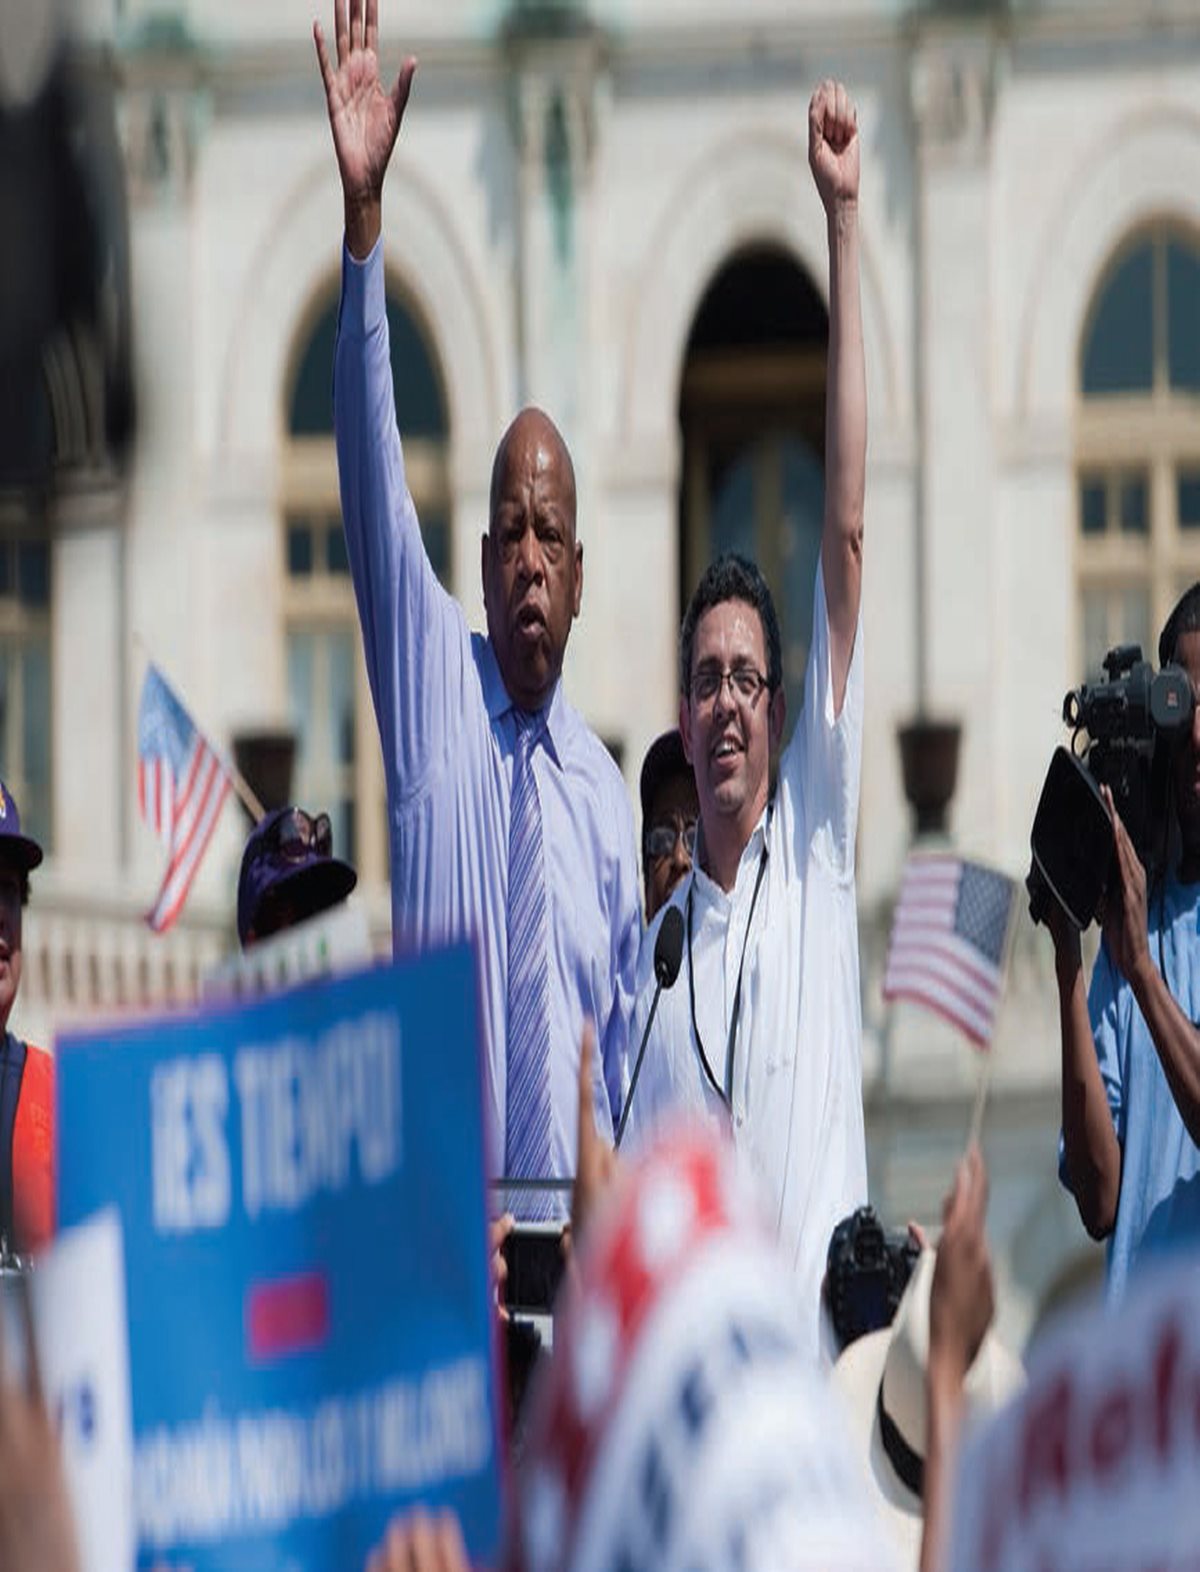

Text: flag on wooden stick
xmin=882 ymin=853 xmax=1018 ymax=1049
xmin=137 ymin=663 xmax=233 ymax=933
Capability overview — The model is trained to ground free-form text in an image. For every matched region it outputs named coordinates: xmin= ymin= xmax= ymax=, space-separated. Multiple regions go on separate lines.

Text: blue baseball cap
xmin=0 ymin=782 xmax=43 ymax=872
xmin=236 ymin=806 xmax=356 ymax=947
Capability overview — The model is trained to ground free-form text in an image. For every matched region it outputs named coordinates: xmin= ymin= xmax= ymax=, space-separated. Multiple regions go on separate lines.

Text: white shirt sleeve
xmin=776 ymin=560 xmax=864 ymax=884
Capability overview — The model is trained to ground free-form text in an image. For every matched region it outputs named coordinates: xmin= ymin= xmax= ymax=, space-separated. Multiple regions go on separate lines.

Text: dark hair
xmin=0 ymin=865 xmax=31 ymax=908
xmin=1159 ymin=582 xmax=1200 ymax=667
xmin=679 ymin=553 xmax=783 ymax=698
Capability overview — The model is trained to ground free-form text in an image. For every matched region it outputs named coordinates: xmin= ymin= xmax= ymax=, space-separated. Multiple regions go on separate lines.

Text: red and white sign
xmin=949 ymin=1254 xmax=1200 ymax=1572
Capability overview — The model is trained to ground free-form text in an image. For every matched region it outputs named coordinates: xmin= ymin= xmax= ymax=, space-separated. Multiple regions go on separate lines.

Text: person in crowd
xmin=1050 ymin=583 xmax=1200 ymax=1295
xmin=314 ymin=0 xmax=640 ymax=1213
xmin=639 ymin=728 xmax=699 ymax=922
xmin=0 ymin=783 xmax=53 ymax=1257
xmin=619 ymin=77 xmax=868 ymax=1357
xmin=236 ymin=804 xmax=358 ymax=949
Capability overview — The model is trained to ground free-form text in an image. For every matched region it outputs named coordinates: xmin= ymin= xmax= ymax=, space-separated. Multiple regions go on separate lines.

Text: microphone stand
xmin=615 ymin=976 xmax=667 ymax=1150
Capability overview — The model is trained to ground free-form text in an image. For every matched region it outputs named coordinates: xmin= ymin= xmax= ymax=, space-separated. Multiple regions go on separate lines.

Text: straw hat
xmin=831 ymin=1249 xmax=1024 ymax=1568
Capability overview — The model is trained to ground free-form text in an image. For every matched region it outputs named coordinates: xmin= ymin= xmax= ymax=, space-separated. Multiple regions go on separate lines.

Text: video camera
xmin=1028 ymin=644 xmax=1194 ymax=930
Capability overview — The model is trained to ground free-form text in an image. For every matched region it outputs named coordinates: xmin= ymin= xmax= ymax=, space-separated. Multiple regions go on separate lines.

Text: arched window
xmin=1076 ymin=225 xmax=1200 ymax=676
xmin=282 ymin=283 xmax=449 ymax=888
xmin=679 ymin=248 xmax=828 ymax=730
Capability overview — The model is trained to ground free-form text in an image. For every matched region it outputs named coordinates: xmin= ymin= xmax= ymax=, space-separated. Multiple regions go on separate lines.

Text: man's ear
xmin=679 ymin=693 xmax=694 ymax=764
xmin=769 ymin=686 xmax=786 ymax=752
xmin=572 ymin=540 xmax=583 ymax=619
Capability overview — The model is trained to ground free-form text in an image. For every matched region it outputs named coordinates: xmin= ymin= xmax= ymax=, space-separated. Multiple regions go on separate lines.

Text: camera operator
xmin=1051 ymin=585 xmax=1200 ymax=1296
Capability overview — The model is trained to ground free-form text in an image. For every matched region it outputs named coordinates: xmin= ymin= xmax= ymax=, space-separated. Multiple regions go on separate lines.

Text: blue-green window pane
xmin=288 ymin=294 xmax=447 ymax=439
xmin=329 ymin=629 xmax=356 ymax=768
xmin=16 ymin=541 xmax=49 ymax=607
xmin=1179 ymin=470 xmax=1200 ymax=530
xmin=386 ymin=298 xmax=447 ymax=438
xmin=0 ymin=542 xmax=13 ymax=599
xmin=779 ymin=435 xmax=824 ymax=700
xmin=334 ymin=796 xmax=355 ymax=870
xmin=287 ymin=523 xmax=313 ymax=577
xmin=288 ymin=308 xmax=337 ymax=436
xmin=286 ymin=635 xmax=314 ymax=773
xmin=1119 ymin=474 xmax=1148 ymax=535
xmin=326 ymin=527 xmax=350 ymax=576
xmin=709 ymin=448 xmax=757 ymax=564
xmin=21 ymin=642 xmax=50 ymax=851
xmin=1167 ymin=240 xmax=1200 ymax=393
xmin=1080 ymin=477 xmax=1107 ymax=535
xmin=1082 ymin=244 xmax=1154 ymax=395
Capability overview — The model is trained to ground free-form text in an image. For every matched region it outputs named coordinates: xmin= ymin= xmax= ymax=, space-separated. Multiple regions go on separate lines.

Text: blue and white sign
xmin=57 ymin=945 xmax=502 ymax=1571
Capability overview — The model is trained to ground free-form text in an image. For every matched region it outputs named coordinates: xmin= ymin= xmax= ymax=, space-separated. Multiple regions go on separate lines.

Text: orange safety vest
xmin=4 ymin=1036 xmax=54 ymax=1255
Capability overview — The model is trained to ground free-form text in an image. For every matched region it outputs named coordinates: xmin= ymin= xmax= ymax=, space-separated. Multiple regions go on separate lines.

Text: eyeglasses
xmin=265 ymin=808 xmax=332 ymax=863
xmin=689 ymin=663 xmax=770 ymax=707
xmin=645 ymin=819 xmax=698 ymax=862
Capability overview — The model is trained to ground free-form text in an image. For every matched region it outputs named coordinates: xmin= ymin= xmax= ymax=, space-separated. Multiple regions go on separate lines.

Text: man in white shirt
xmin=623 ymin=78 xmax=867 ymax=1359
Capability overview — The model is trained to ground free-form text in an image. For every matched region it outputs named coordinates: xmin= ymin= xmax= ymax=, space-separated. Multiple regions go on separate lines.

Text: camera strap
xmin=686 ymin=819 xmax=771 ymax=1110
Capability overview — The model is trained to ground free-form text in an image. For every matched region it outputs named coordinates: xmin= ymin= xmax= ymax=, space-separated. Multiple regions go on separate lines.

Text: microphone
xmin=615 ymin=904 xmax=685 ymax=1149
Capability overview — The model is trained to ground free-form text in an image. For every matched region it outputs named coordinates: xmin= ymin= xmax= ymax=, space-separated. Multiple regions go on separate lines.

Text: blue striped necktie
xmin=505 ymin=708 xmax=553 ymax=1215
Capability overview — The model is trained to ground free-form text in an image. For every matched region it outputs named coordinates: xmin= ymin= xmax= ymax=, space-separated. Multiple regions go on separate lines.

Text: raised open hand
xmin=313 ymin=0 xmax=415 ymax=255
xmin=808 ymin=79 xmax=860 ymax=215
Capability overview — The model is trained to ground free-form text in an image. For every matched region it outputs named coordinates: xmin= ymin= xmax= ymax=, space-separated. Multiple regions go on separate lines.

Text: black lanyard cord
xmin=686 ymin=833 xmax=770 ymax=1109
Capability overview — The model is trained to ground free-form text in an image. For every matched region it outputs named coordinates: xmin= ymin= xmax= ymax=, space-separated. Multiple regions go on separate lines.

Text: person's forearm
xmin=919 ymin=1355 xmax=964 ymax=1572
xmin=1058 ymin=952 xmax=1120 ymax=1237
xmin=821 ymin=200 xmax=866 ymax=707
xmin=822 ymin=203 xmax=866 ymax=568
xmin=1129 ymin=954 xmax=1200 ymax=1145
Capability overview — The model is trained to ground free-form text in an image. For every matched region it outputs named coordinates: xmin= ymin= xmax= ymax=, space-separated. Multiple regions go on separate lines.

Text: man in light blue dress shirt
xmin=1053 ymin=584 xmax=1200 ymax=1295
xmin=314 ymin=0 xmax=641 ymax=1206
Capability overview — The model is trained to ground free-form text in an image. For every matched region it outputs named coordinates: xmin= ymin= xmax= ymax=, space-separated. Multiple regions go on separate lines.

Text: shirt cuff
xmin=339 ymin=235 xmax=386 ymax=338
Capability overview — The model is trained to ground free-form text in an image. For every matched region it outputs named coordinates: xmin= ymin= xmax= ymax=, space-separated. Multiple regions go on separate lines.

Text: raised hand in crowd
xmin=808 ymin=77 xmax=860 ymax=215
xmin=313 ymin=0 xmax=416 ymax=258
xmin=919 ymin=1144 xmax=994 ymax=1572
xmin=365 ymin=1508 xmax=470 ymax=1572
xmin=571 ymin=1023 xmax=618 ymax=1249
xmin=0 ymin=1282 xmax=80 ymax=1572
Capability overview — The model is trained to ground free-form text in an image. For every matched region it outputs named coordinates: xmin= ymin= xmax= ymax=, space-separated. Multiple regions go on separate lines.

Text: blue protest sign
xmin=57 ymin=944 xmax=503 ymax=1571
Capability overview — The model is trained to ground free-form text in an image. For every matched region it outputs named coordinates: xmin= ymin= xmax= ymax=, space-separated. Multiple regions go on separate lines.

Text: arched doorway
xmin=281 ymin=282 xmax=450 ymax=887
xmin=678 ymin=248 xmax=829 ymax=729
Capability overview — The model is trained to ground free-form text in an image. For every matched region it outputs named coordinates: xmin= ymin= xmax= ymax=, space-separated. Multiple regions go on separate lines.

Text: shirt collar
xmin=481 ymin=637 xmax=569 ymax=767
xmin=691 ymin=802 xmax=771 ymax=907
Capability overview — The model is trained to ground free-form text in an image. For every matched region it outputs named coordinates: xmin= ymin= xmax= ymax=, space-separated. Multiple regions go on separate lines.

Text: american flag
xmin=137 ymin=664 xmax=232 ymax=933
xmin=882 ymin=854 xmax=1018 ymax=1049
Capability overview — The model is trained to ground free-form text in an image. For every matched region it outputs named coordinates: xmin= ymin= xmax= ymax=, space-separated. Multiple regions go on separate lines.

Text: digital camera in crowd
xmin=825 ymin=1205 xmax=921 ymax=1353
xmin=1027 ymin=644 xmax=1195 ymax=931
